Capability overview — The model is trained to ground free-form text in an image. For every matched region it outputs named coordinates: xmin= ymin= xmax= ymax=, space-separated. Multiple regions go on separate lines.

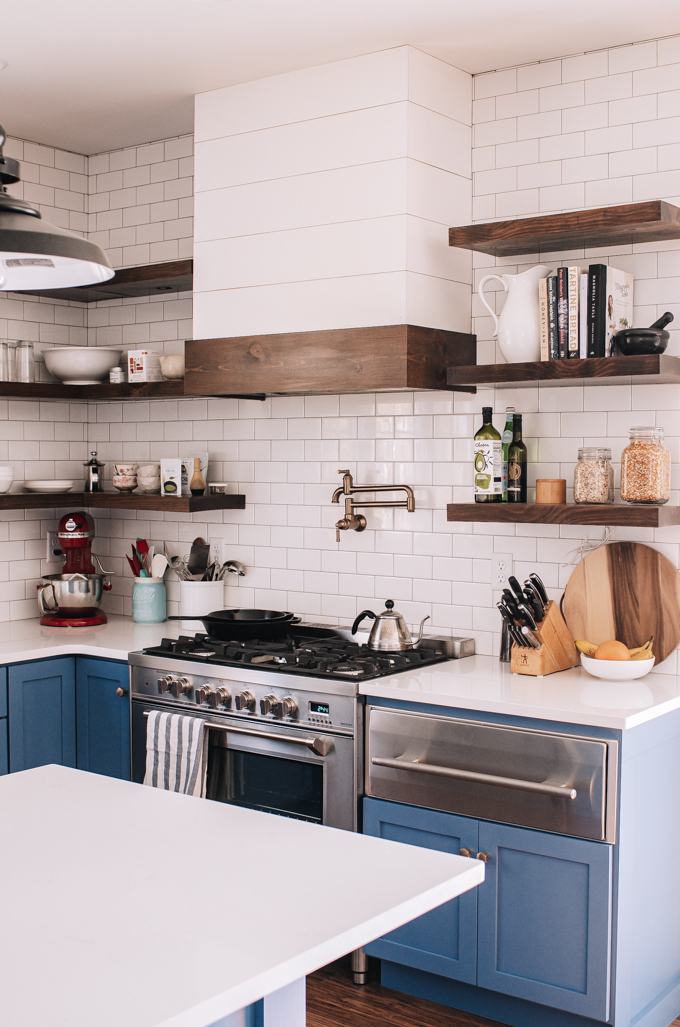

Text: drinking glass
xmin=0 ymin=341 xmax=9 ymax=382
xmin=16 ymin=340 xmax=35 ymax=383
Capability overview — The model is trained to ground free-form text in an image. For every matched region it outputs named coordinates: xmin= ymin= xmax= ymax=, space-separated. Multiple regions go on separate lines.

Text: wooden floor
xmin=306 ymin=958 xmax=680 ymax=1027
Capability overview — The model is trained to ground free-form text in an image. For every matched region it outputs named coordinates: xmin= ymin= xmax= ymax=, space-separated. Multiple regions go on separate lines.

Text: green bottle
xmin=474 ymin=407 xmax=502 ymax=503
xmin=501 ymin=406 xmax=515 ymax=502
xmin=507 ymin=413 xmax=527 ymax=503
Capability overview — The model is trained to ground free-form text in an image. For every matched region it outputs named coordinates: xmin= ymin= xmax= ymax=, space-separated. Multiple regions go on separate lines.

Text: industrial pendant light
xmin=0 ymin=123 xmax=114 ymax=291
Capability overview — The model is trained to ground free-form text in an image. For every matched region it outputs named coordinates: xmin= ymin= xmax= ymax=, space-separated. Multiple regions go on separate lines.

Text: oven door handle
xmin=142 ymin=711 xmax=333 ymax=756
xmin=371 ymin=756 xmax=577 ymax=799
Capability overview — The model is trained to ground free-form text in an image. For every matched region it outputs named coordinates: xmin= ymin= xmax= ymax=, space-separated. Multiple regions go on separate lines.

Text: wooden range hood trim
xmin=185 ymin=325 xmax=477 ymax=396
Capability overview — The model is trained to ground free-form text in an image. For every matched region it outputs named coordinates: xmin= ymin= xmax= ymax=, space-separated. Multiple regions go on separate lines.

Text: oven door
xmin=131 ymin=700 xmax=358 ymax=831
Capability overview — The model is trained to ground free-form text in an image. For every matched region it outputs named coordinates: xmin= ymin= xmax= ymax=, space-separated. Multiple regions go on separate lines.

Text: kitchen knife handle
xmin=508 ymin=575 xmax=525 ymax=601
xmin=529 ymin=572 xmax=549 ymax=605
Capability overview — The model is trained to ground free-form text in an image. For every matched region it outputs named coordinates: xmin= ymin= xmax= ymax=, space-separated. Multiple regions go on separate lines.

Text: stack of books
xmin=538 ymin=264 xmax=633 ymax=360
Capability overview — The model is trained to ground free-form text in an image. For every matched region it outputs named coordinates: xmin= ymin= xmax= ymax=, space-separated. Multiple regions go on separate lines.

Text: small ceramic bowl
xmin=137 ymin=477 xmax=161 ymax=494
xmin=113 ymin=473 xmax=138 ymax=492
xmin=159 ymin=355 xmax=185 ymax=380
xmin=114 ymin=462 xmax=138 ymax=475
xmin=580 ymin=654 xmax=655 ymax=680
xmin=137 ymin=463 xmax=160 ymax=476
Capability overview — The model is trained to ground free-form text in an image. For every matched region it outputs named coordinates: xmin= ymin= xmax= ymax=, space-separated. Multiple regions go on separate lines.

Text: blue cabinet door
xmin=76 ymin=658 xmax=130 ymax=780
xmin=476 ymin=820 xmax=612 ymax=1021
xmin=8 ymin=657 xmax=76 ymax=772
xmin=363 ymin=797 xmax=478 ymax=984
xmin=0 ymin=718 xmax=7 ymax=775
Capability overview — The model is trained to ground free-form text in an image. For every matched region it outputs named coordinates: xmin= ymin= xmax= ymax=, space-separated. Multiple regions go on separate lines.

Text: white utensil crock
xmin=180 ymin=580 xmax=225 ymax=630
xmin=478 ymin=264 xmax=553 ymax=363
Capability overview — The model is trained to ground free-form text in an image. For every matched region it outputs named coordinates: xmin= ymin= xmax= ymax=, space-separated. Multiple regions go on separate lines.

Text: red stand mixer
xmin=38 ymin=512 xmax=111 ymax=627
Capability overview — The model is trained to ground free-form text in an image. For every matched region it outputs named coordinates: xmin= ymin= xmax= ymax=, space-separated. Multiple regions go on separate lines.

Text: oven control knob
xmin=170 ymin=677 xmax=191 ymax=698
xmin=208 ymin=687 xmax=230 ymax=708
xmin=273 ymin=697 xmax=297 ymax=719
xmin=235 ymin=690 xmax=255 ymax=711
xmin=158 ymin=676 xmax=174 ymax=694
xmin=195 ymin=685 xmax=213 ymax=704
xmin=260 ymin=694 xmax=277 ymax=715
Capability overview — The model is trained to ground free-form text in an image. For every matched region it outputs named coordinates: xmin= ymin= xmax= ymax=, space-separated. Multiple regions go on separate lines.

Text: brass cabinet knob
xmin=476 ymin=852 xmax=490 ymax=863
xmin=115 ymin=687 xmax=128 ymax=697
xmin=459 ymin=848 xmax=474 ymax=858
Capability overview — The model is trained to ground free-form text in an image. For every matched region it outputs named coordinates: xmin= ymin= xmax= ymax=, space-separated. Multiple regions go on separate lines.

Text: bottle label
xmin=507 ymin=458 xmax=522 ymax=494
xmin=474 ymin=440 xmax=502 ymax=494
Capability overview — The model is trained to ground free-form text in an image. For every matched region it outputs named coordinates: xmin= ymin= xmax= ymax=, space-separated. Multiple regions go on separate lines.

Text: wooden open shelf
xmin=446 ymin=503 xmax=680 ymax=528
xmin=449 ymin=201 xmax=680 ymax=257
xmin=17 ymin=259 xmax=193 ymax=304
xmin=447 ymin=354 xmax=680 ymax=390
xmin=0 ymin=381 xmax=266 ymax=401
xmin=0 ymin=492 xmax=246 ymax=513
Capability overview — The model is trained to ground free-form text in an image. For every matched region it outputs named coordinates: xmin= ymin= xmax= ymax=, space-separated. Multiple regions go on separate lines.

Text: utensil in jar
xmin=151 ymin=554 xmax=168 ymax=579
xmin=187 ymin=543 xmax=211 ymax=578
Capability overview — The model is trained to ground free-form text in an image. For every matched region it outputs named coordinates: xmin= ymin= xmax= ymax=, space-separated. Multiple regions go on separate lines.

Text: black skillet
xmin=167 ymin=608 xmax=299 ymax=642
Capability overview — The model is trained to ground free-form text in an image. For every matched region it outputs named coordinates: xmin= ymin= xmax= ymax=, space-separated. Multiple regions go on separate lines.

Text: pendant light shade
xmin=0 ymin=124 xmax=114 ymax=291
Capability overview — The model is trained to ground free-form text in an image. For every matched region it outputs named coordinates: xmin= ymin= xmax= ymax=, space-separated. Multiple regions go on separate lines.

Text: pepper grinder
xmin=83 ymin=451 xmax=105 ymax=493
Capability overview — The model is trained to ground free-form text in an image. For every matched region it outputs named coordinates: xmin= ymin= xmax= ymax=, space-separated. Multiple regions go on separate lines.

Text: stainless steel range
xmin=129 ymin=626 xmax=452 ymax=832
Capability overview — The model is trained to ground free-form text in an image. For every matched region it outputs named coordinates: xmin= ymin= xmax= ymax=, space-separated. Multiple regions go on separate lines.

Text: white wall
xmin=192 ymin=47 xmax=473 ymax=338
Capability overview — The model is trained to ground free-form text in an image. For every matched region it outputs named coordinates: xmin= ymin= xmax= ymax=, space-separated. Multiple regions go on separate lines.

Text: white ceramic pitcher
xmin=479 ymin=264 xmax=553 ymax=363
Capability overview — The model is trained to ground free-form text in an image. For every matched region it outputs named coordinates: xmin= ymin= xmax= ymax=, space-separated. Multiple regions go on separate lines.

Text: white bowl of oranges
xmin=577 ymin=638 xmax=655 ymax=681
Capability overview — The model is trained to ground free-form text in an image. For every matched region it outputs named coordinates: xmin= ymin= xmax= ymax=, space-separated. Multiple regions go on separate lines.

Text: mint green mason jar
xmin=132 ymin=578 xmax=167 ymax=623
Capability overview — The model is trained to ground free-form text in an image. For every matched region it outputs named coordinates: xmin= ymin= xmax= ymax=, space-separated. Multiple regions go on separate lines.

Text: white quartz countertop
xmin=0 ymin=616 xmax=677 ymax=729
xmin=0 ymin=765 xmax=484 ymax=1027
xmin=359 ymin=654 xmax=680 ymax=731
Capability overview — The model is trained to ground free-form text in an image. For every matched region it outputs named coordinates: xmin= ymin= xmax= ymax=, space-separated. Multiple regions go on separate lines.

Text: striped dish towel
xmin=143 ymin=711 xmax=208 ymax=797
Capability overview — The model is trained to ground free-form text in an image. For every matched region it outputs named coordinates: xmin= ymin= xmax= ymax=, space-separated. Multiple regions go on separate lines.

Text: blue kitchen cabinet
xmin=76 ymin=657 xmax=130 ymax=780
xmin=476 ymin=820 xmax=612 ymax=1021
xmin=0 ymin=719 xmax=7 ymax=775
xmin=8 ymin=657 xmax=76 ymax=772
xmin=363 ymin=797 xmax=479 ymax=984
xmin=364 ymin=798 xmax=612 ymax=1022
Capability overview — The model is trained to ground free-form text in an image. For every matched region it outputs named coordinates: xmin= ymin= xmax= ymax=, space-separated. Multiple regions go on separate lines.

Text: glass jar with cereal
xmin=621 ymin=427 xmax=670 ymax=505
xmin=574 ymin=447 xmax=614 ymax=504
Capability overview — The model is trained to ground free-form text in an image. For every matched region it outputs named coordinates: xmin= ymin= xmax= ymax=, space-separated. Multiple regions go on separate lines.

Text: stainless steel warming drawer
xmin=367 ymin=707 xmax=618 ymax=842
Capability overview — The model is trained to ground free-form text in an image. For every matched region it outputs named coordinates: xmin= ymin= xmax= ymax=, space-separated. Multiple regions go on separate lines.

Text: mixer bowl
xmin=38 ymin=573 xmax=104 ymax=616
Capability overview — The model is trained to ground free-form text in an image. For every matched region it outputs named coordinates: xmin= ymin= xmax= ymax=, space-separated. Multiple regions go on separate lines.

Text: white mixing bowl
xmin=580 ymin=654 xmax=655 ymax=680
xmin=43 ymin=346 xmax=123 ymax=385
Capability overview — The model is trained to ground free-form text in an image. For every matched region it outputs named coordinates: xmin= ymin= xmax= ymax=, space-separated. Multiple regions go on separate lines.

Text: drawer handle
xmin=459 ymin=848 xmax=474 ymax=858
xmin=476 ymin=852 xmax=490 ymax=863
xmin=116 ymin=687 xmax=128 ymax=697
xmin=371 ymin=756 xmax=577 ymax=799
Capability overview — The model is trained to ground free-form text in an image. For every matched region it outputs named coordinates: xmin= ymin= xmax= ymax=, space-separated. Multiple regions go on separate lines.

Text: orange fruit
xmin=594 ymin=640 xmax=631 ymax=661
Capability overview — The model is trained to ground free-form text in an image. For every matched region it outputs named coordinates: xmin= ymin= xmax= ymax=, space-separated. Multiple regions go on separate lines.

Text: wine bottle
xmin=507 ymin=413 xmax=527 ymax=503
xmin=501 ymin=406 xmax=515 ymax=502
xmin=474 ymin=407 xmax=502 ymax=503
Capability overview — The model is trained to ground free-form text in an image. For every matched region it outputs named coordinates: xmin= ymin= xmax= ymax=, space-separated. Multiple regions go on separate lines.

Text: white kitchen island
xmin=0 ymin=764 xmax=484 ymax=1027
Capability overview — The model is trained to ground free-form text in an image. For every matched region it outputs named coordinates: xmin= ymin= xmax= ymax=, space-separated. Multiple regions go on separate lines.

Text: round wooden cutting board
xmin=563 ymin=541 xmax=680 ymax=665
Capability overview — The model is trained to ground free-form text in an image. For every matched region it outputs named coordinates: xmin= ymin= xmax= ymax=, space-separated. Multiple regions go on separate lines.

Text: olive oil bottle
xmin=474 ymin=407 xmax=502 ymax=503
xmin=507 ymin=413 xmax=527 ymax=503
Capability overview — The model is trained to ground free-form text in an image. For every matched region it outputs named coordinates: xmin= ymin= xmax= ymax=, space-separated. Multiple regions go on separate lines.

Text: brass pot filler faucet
xmin=331 ymin=470 xmax=415 ymax=542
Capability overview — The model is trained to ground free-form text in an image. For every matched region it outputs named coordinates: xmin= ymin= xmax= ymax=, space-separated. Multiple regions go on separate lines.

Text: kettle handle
xmin=478 ymin=274 xmax=507 ymax=340
xmin=352 ymin=610 xmax=376 ymax=635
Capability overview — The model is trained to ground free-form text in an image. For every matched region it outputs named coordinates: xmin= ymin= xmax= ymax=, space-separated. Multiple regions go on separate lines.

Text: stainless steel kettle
xmin=351 ymin=600 xmax=429 ymax=651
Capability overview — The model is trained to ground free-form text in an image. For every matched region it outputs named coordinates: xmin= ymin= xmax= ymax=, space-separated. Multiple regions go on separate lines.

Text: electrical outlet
xmin=46 ymin=531 xmax=63 ymax=565
xmin=493 ymin=552 xmax=513 ymax=587
xmin=209 ymin=537 xmax=227 ymax=565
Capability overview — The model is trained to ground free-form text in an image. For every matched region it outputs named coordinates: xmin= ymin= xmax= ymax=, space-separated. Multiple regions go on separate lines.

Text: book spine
xmin=547 ymin=276 xmax=558 ymax=359
xmin=538 ymin=278 xmax=549 ymax=361
xmin=567 ymin=265 xmax=581 ymax=358
xmin=588 ymin=264 xmax=607 ymax=358
xmin=579 ymin=273 xmax=588 ymax=359
xmin=557 ymin=267 xmax=568 ymax=359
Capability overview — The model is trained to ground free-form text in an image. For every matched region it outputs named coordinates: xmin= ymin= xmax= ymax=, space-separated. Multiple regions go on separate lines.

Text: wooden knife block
xmin=510 ymin=600 xmax=580 ymax=677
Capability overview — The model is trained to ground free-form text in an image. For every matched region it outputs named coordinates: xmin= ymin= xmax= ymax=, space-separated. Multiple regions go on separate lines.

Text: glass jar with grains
xmin=621 ymin=427 xmax=670 ymax=505
xmin=574 ymin=447 xmax=614 ymax=504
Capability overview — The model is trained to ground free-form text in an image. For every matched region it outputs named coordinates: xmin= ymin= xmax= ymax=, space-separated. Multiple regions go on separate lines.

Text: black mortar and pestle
xmin=614 ymin=311 xmax=674 ymax=355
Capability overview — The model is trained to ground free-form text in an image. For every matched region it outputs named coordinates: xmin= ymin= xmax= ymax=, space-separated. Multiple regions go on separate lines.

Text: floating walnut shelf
xmin=448 ymin=200 xmax=680 ymax=257
xmin=447 ymin=354 xmax=680 ymax=390
xmin=17 ymin=259 xmax=193 ymax=303
xmin=446 ymin=503 xmax=680 ymax=528
xmin=0 ymin=492 xmax=246 ymax=513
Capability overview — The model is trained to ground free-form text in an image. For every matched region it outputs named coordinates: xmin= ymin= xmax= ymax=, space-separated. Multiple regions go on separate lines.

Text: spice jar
xmin=574 ymin=448 xmax=614 ymax=504
xmin=621 ymin=427 xmax=670 ymax=505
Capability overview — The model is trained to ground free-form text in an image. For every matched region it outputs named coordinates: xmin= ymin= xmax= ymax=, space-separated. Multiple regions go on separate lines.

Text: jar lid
xmin=578 ymin=447 xmax=612 ymax=459
xmin=629 ymin=426 xmax=664 ymax=440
